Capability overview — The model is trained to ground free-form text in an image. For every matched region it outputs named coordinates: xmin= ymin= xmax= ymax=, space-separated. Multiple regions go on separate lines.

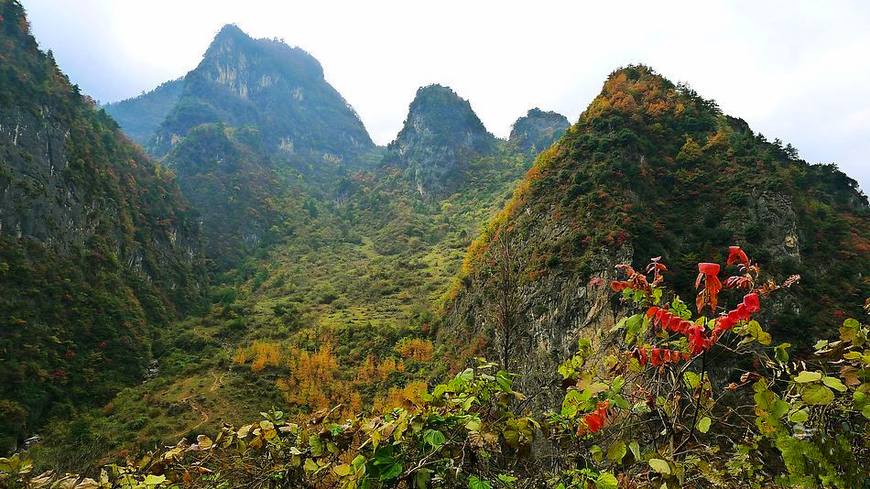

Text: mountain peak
xmin=215 ymin=23 xmax=249 ymax=41
xmin=388 ymin=84 xmax=496 ymax=197
xmin=404 ymin=84 xmax=487 ymax=131
xmin=148 ymin=25 xmax=370 ymax=158
xmin=509 ymin=108 xmax=569 ymax=153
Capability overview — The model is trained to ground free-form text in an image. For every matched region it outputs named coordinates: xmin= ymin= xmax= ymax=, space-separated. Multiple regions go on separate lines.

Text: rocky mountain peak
xmin=509 ymin=108 xmax=569 ymax=153
xmin=148 ymin=24 xmax=371 ymax=159
xmin=388 ymin=84 xmax=496 ymax=197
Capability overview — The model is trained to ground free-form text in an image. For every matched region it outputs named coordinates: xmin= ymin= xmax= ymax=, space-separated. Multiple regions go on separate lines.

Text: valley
xmin=1 ymin=1 xmax=868 ymax=487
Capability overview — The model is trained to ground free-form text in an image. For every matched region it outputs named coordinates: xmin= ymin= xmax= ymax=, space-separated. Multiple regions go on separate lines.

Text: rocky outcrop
xmin=509 ymin=108 xmax=569 ymax=154
xmin=148 ymin=24 xmax=373 ymax=161
xmin=387 ymin=84 xmax=496 ymax=197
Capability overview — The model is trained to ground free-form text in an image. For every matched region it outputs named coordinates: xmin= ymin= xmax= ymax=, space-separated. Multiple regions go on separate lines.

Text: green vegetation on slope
xmin=0 ymin=0 xmax=206 ymax=452
xmin=103 ymin=78 xmax=184 ymax=147
xmin=451 ymin=65 xmax=868 ymax=357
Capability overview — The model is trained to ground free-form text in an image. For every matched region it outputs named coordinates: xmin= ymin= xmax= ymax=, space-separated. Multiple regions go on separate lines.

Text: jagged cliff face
xmin=104 ymin=78 xmax=184 ymax=147
xmin=149 ymin=24 xmax=373 ymax=162
xmin=0 ymin=1 xmax=205 ymax=450
xmin=387 ymin=84 xmax=497 ymax=197
xmin=109 ymin=24 xmax=379 ymax=269
xmin=445 ymin=65 xmax=869 ymax=407
xmin=509 ymin=108 xmax=569 ymax=154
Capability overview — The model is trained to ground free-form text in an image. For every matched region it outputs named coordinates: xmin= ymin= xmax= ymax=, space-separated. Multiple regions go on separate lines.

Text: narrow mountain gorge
xmin=1 ymin=2 xmax=868 ymax=487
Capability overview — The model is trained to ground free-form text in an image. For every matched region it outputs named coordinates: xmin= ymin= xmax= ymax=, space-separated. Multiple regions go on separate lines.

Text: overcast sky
xmin=20 ymin=0 xmax=870 ymax=190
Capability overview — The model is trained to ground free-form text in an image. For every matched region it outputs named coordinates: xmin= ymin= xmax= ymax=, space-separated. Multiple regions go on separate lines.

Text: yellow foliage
xmin=279 ymin=343 xmax=340 ymax=410
xmin=395 ymin=338 xmax=434 ymax=361
xmin=233 ymin=341 xmax=282 ymax=373
xmin=372 ymin=381 xmax=428 ymax=413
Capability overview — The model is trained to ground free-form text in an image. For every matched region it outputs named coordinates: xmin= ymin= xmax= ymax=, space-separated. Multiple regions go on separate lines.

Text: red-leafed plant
xmin=553 ymin=246 xmax=867 ymax=488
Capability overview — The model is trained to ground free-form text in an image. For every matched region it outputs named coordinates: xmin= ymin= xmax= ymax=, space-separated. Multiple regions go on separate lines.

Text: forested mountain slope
xmin=110 ymin=25 xmax=381 ymax=270
xmin=103 ymin=78 xmax=183 ymax=147
xmin=445 ymin=65 xmax=869 ymax=403
xmin=0 ymin=0 xmax=205 ymax=452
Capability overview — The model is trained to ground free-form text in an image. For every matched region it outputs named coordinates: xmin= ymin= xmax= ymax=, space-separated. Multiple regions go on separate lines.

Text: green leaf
xmin=788 ymin=409 xmax=809 ymax=424
xmin=774 ymin=343 xmax=791 ymax=363
xmin=423 ymin=429 xmax=446 ymax=448
xmin=771 ymin=399 xmax=790 ymax=419
xmin=697 ymin=416 xmax=711 ymax=433
xmin=561 ymin=389 xmax=589 ymax=417
xmin=840 ymin=318 xmax=859 ymax=342
xmin=303 ymin=458 xmax=319 ymax=473
xmin=468 ymin=475 xmax=492 ymax=489
xmin=793 ymin=371 xmax=822 ymax=383
xmin=143 ymin=474 xmax=166 ymax=486
xmin=497 ymin=474 xmax=518 ymax=487
xmin=862 ymin=404 xmax=870 ymax=420
xmin=596 ymin=471 xmax=619 ymax=489
xmin=649 ymin=458 xmax=671 ymax=474
xmin=590 ymin=445 xmax=604 ymax=463
xmin=813 ymin=340 xmax=829 ymax=350
xmin=629 ymin=441 xmax=641 ymax=461
xmin=683 ymin=371 xmax=701 ymax=390
xmin=611 ymin=376 xmax=625 ymax=393
xmin=802 ymin=384 xmax=834 ymax=405
xmin=334 ymin=464 xmax=352 ymax=477
xmin=607 ymin=441 xmax=627 ymax=462
xmin=380 ymin=462 xmax=403 ymax=481
xmin=822 ymin=376 xmax=847 ymax=392
xmin=415 ymin=468 xmax=432 ymax=488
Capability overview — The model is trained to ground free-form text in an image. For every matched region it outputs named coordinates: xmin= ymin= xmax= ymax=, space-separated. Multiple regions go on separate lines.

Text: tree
xmin=481 ymin=230 xmax=522 ymax=370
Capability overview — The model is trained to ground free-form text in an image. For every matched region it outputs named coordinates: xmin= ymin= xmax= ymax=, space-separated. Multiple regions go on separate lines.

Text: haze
xmin=21 ymin=0 xmax=870 ymax=189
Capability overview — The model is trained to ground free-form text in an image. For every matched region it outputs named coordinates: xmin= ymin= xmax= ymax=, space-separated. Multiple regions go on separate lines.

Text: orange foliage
xmin=278 ymin=343 xmax=340 ymax=410
xmin=372 ymin=381 xmax=428 ymax=413
xmin=233 ymin=340 xmax=282 ymax=373
xmin=394 ymin=338 xmax=434 ymax=361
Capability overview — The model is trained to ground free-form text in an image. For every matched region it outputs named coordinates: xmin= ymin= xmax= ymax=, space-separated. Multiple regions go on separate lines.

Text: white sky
xmin=20 ymin=0 xmax=870 ymax=190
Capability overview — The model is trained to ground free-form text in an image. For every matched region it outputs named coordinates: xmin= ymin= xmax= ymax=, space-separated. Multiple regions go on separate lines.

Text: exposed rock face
xmin=509 ymin=108 xmax=569 ymax=154
xmin=149 ymin=24 xmax=373 ymax=161
xmin=387 ymin=84 xmax=496 ymax=197
xmin=104 ymin=78 xmax=184 ymax=147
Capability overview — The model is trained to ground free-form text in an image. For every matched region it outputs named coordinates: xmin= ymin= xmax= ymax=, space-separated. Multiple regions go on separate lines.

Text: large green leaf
xmin=822 ymin=376 xmax=847 ymax=392
xmin=793 ymin=371 xmax=822 ymax=383
xmin=607 ymin=441 xmax=627 ymax=462
xmin=423 ymin=429 xmax=446 ymax=448
xmin=468 ymin=475 xmax=492 ymax=489
xmin=802 ymin=384 xmax=834 ymax=405
xmin=596 ymin=472 xmax=618 ymax=489
xmin=649 ymin=458 xmax=671 ymax=474
xmin=697 ymin=416 xmax=711 ymax=433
